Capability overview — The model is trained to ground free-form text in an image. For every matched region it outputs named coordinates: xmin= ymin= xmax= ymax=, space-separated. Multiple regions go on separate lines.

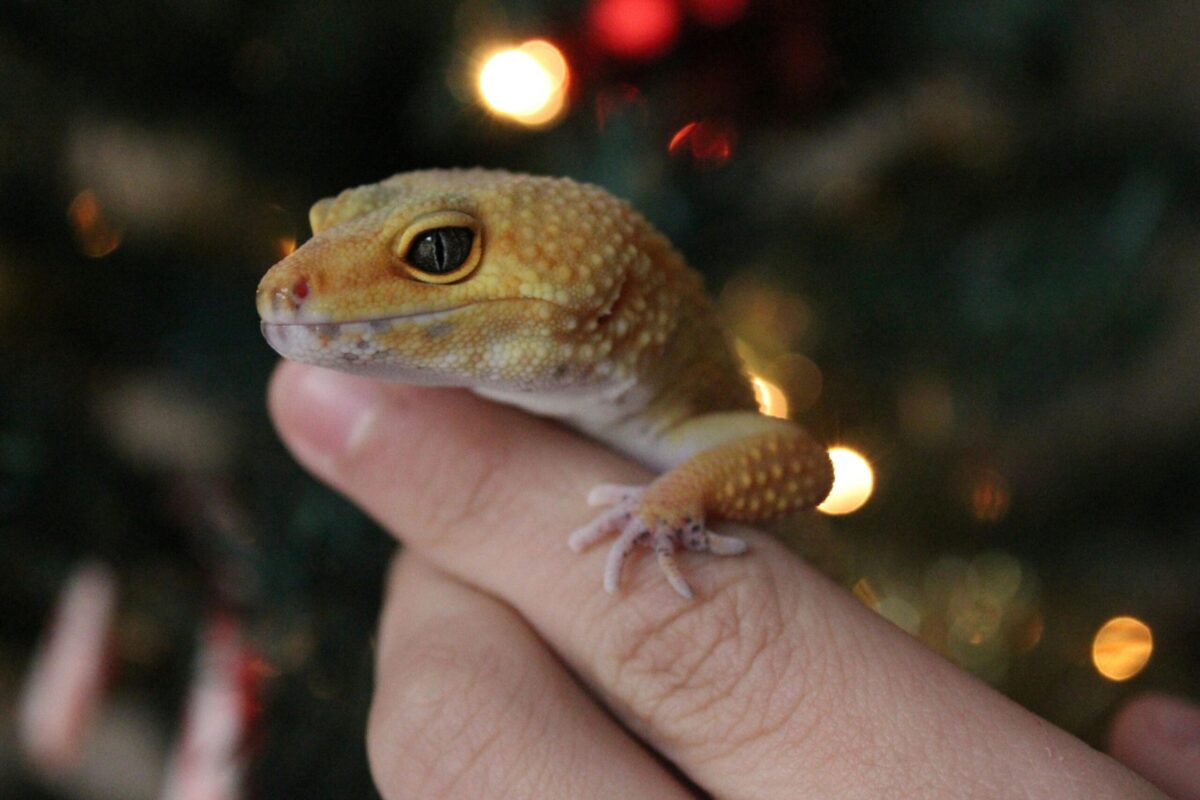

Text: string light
xmin=818 ymin=447 xmax=874 ymax=515
xmin=1092 ymin=616 xmax=1153 ymax=681
xmin=477 ymin=40 xmax=569 ymax=126
xmin=750 ymin=374 xmax=789 ymax=418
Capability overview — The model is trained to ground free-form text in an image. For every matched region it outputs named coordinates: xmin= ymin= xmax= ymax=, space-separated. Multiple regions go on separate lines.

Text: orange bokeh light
xmin=1092 ymin=616 xmax=1153 ymax=681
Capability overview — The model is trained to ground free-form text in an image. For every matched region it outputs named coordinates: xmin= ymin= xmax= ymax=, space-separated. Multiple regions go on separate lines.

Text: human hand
xmin=268 ymin=361 xmax=1190 ymax=799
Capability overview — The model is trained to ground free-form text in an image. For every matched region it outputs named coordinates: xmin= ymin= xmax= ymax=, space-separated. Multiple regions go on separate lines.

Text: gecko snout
xmin=257 ymin=277 xmax=310 ymax=320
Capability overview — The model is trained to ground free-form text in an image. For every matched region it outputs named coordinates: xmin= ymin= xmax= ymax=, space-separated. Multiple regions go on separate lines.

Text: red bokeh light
xmin=588 ymin=0 xmax=681 ymax=61
xmin=668 ymin=119 xmax=736 ymax=166
xmin=686 ymin=0 xmax=749 ymax=27
xmin=595 ymin=83 xmax=646 ymax=130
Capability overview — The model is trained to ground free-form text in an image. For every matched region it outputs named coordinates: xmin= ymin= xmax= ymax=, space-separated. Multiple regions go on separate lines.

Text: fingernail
xmin=290 ymin=366 xmax=382 ymax=457
xmin=1149 ymin=695 xmax=1200 ymax=751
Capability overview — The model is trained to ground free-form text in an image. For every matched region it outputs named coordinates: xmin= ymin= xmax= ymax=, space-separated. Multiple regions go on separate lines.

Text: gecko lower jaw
xmin=259 ymin=306 xmax=469 ymax=370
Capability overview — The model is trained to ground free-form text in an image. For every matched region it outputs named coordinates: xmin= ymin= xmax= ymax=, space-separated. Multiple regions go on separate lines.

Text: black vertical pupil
xmin=407 ymin=227 xmax=474 ymax=274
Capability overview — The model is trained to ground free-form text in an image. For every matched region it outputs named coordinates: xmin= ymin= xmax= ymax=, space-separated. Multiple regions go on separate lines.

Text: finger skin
xmin=369 ymin=551 xmax=691 ymax=800
xmin=270 ymin=362 xmax=1164 ymax=800
xmin=1110 ymin=693 xmax=1200 ymax=800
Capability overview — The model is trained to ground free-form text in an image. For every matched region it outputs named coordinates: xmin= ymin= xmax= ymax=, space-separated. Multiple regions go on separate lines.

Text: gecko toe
xmin=567 ymin=505 xmax=630 ymax=552
xmin=587 ymin=484 xmax=644 ymax=507
xmin=653 ymin=530 xmax=695 ymax=599
xmin=603 ymin=520 xmax=649 ymax=594
xmin=706 ymin=531 xmax=748 ymax=556
xmin=577 ymin=486 xmax=745 ymax=598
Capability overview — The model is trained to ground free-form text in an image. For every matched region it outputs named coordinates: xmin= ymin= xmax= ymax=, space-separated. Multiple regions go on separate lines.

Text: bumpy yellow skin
xmin=257 ymin=169 xmax=832 ymax=599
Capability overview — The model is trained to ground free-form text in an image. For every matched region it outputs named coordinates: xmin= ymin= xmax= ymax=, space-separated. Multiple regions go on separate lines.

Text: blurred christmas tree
xmin=1 ymin=0 xmax=1197 ymax=797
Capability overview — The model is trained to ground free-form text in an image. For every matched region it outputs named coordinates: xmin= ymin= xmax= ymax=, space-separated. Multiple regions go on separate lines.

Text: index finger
xmin=269 ymin=362 xmax=1161 ymax=800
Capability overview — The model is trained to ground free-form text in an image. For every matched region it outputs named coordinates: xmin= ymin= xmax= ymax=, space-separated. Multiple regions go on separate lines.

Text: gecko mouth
xmin=259 ymin=305 xmax=472 ymax=374
xmin=260 ymin=304 xmax=472 ymax=329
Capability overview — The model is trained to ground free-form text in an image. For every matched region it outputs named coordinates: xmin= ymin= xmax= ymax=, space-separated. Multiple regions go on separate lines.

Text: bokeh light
xmin=719 ymin=275 xmax=812 ymax=357
xmin=478 ymin=40 xmax=569 ymax=126
xmin=852 ymin=576 xmax=880 ymax=608
xmin=67 ymin=189 xmax=122 ymax=258
xmin=595 ymin=83 xmax=645 ymax=130
xmin=818 ymin=447 xmax=875 ymax=515
xmin=1092 ymin=616 xmax=1153 ymax=681
xmin=969 ymin=467 xmax=1011 ymax=523
xmin=588 ymin=0 xmax=680 ymax=60
xmin=769 ymin=353 xmax=823 ymax=415
xmin=669 ymin=119 xmax=736 ymax=166
xmin=751 ymin=374 xmax=789 ymax=418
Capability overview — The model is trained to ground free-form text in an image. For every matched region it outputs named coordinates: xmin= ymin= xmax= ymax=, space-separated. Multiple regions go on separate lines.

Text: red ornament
xmin=588 ymin=0 xmax=681 ymax=61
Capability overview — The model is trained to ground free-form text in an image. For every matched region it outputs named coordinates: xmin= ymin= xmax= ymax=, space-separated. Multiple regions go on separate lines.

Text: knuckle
xmin=367 ymin=627 xmax=528 ymax=798
xmin=594 ymin=555 xmax=840 ymax=760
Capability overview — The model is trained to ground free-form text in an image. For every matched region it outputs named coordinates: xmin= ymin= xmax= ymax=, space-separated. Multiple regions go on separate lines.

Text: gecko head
xmin=257 ymin=169 xmax=683 ymax=390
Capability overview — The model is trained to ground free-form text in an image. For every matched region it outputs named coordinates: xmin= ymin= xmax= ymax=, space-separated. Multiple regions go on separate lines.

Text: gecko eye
xmin=407 ymin=228 xmax=474 ymax=274
xmin=393 ymin=211 xmax=483 ymax=284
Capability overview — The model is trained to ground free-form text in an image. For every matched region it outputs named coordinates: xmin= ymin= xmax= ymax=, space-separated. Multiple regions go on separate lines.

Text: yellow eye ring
xmin=392 ymin=211 xmax=483 ymax=284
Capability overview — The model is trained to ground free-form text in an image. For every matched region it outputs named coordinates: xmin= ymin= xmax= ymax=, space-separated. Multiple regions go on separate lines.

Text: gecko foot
xmin=568 ymin=484 xmax=747 ymax=600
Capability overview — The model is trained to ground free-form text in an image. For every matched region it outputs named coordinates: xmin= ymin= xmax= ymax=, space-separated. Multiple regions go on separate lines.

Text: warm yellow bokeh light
xmin=1092 ymin=616 xmax=1153 ymax=681
xmin=818 ymin=447 xmax=875 ymax=515
xmin=751 ymin=375 xmax=789 ymax=419
xmin=478 ymin=40 xmax=568 ymax=126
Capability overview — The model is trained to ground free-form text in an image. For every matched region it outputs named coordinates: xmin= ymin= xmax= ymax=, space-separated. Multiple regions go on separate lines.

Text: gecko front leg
xmin=569 ymin=425 xmax=834 ymax=599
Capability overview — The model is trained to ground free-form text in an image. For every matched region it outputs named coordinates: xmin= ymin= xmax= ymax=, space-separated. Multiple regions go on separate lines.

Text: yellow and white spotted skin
xmin=257 ymin=169 xmax=833 ymax=599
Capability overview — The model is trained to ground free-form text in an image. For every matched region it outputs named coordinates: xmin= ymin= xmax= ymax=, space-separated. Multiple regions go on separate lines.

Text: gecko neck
xmin=474 ymin=295 xmax=757 ymax=471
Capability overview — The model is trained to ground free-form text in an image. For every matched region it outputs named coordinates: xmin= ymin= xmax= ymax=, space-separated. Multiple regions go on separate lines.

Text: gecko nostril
xmin=271 ymin=279 xmax=309 ymax=312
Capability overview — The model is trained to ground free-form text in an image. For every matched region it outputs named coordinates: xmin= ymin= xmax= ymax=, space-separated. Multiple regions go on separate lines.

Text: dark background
xmin=2 ymin=1 xmax=1198 ymax=797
